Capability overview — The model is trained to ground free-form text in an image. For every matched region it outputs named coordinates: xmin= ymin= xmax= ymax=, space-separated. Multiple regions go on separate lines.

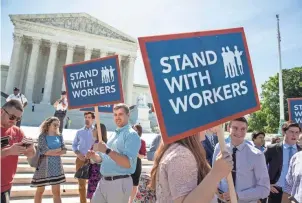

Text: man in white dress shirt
xmin=53 ymin=91 xmax=68 ymax=134
xmin=6 ymin=87 xmax=28 ymax=127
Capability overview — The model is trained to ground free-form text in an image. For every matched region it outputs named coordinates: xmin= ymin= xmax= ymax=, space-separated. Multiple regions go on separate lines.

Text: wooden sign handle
xmin=94 ymin=106 xmax=102 ymax=142
xmin=216 ymin=124 xmax=237 ymax=203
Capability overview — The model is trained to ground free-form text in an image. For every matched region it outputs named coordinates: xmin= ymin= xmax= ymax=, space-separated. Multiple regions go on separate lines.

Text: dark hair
xmin=94 ymin=123 xmax=108 ymax=143
xmin=229 ymin=117 xmax=248 ymax=126
xmin=133 ymin=124 xmax=143 ymax=137
xmin=113 ymin=103 xmax=129 ymax=114
xmin=252 ymin=131 xmax=265 ymax=141
xmin=2 ymin=100 xmax=23 ymax=112
xmin=61 ymin=91 xmax=66 ymax=95
xmin=284 ymin=122 xmax=301 ymax=133
xmin=271 ymin=136 xmax=281 ymax=144
xmin=84 ymin=112 xmax=95 ymax=119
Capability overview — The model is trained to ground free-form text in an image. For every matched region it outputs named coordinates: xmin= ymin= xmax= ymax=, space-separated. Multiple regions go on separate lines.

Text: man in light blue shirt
xmin=72 ymin=112 xmax=95 ymax=203
xmin=213 ymin=117 xmax=270 ymax=203
xmin=87 ymin=103 xmax=141 ymax=203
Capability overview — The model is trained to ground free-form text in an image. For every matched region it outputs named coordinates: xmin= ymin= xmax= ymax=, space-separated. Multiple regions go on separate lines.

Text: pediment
xmin=10 ymin=13 xmax=136 ymax=43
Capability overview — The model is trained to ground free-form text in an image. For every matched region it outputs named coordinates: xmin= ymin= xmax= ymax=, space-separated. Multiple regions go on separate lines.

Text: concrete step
xmin=19 ymin=156 xmax=76 ymax=164
xmin=19 ymin=155 xmax=154 ymax=165
xmin=11 ymin=184 xmax=79 ymax=198
xmin=11 ymin=197 xmax=81 ymax=203
xmin=16 ymin=163 xmax=76 ymax=173
xmin=13 ymin=173 xmax=78 ymax=184
xmin=15 ymin=163 xmax=153 ymax=178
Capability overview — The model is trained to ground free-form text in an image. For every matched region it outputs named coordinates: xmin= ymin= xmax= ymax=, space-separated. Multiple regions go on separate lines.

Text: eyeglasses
xmin=3 ymin=108 xmax=22 ymax=121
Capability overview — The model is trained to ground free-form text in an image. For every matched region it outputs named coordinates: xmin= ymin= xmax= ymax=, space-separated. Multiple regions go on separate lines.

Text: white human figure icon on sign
xmin=226 ymin=46 xmax=239 ymax=77
xmin=221 ymin=47 xmax=233 ymax=78
xmin=234 ymin=46 xmax=244 ymax=75
xmin=101 ymin=67 xmax=105 ymax=83
xmin=109 ymin=66 xmax=115 ymax=82
xmin=104 ymin=67 xmax=110 ymax=83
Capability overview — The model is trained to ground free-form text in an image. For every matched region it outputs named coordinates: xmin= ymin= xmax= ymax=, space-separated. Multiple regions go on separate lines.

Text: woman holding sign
xmin=149 ymin=129 xmax=233 ymax=203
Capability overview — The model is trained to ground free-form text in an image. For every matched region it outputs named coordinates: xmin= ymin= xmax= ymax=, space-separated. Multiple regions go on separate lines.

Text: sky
xmin=1 ymin=0 xmax=302 ymax=94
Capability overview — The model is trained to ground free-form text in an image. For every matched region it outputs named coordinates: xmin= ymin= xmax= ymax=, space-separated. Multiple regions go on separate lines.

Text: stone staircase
xmin=11 ymin=144 xmax=154 ymax=201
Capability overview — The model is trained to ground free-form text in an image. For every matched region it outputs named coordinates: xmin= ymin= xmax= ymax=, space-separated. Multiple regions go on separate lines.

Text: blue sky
xmin=1 ymin=0 xmax=302 ymax=94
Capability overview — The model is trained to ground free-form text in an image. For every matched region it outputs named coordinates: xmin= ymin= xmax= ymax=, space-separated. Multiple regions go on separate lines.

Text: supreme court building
xmin=1 ymin=13 xmax=158 ymax=130
xmin=4 ymin=13 xmax=138 ymax=105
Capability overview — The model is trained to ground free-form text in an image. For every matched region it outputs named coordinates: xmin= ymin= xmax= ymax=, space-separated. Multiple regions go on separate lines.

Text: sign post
xmin=139 ymin=27 xmax=261 ymax=203
xmin=94 ymin=106 xmax=103 ymax=142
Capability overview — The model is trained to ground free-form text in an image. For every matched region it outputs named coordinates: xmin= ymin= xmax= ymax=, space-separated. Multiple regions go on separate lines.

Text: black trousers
xmin=1 ymin=189 xmax=10 ymax=203
xmin=268 ymin=186 xmax=283 ymax=203
xmin=54 ymin=111 xmax=66 ymax=134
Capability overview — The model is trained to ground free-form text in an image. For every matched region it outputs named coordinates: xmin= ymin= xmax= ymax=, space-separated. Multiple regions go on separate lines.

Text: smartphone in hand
xmin=1 ymin=136 xmax=10 ymax=148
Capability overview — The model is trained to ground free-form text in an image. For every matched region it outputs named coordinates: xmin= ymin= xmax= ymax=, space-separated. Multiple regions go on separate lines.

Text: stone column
xmin=25 ymin=37 xmax=41 ymax=101
xmin=5 ymin=34 xmax=23 ymax=93
xmin=84 ymin=48 xmax=92 ymax=61
xmin=125 ymin=56 xmax=136 ymax=105
xmin=62 ymin=44 xmax=75 ymax=91
xmin=41 ymin=41 xmax=59 ymax=104
xmin=99 ymin=51 xmax=107 ymax=58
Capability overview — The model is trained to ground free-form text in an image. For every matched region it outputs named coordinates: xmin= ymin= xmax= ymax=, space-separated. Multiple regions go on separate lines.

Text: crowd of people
xmin=1 ymin=96 xmax=302 ymax=203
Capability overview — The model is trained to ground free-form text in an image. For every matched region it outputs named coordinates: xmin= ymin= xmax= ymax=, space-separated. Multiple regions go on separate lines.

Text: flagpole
xmin=276 ymin=14 xmax=285 ymax=134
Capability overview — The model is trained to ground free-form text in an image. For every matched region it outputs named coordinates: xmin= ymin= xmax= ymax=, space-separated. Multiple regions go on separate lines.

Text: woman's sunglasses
xmin=3 ymin=108 xmax=22 ymax=122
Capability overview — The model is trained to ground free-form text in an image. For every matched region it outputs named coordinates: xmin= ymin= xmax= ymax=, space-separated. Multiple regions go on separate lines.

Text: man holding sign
xmin=213 ymin=117 xmax=270 ymax=202
xmin=86 ymin=104 xmax=141 ymax=203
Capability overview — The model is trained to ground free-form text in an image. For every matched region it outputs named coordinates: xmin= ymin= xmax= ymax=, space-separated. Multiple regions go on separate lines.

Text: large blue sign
xmin=79 ymin=105 xmax=114 ymax=113
xmin=139 ymin=27 xmax=260 ymax=143
xmin=288 ymin=98 xmax=302 ymax=128
xmin=63 ymin=55 xmax=124 ymax=109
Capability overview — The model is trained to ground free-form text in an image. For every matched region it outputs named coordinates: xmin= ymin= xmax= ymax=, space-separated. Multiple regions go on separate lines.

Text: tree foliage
xmin=248 ymin=67 xmax=302 ymax=133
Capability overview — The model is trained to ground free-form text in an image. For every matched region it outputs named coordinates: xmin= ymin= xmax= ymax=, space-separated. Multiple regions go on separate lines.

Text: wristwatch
xmin=105 ymin=148 xmax=112 ymax=155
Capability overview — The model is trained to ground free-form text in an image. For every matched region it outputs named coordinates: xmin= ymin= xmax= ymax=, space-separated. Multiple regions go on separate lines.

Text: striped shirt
xmin=284 ymin=151 xmax=302 ymax=203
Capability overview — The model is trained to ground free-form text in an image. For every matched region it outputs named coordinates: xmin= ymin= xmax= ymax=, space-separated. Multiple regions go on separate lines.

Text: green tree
xmin=248 ymin=67 xmax=302 ymax=133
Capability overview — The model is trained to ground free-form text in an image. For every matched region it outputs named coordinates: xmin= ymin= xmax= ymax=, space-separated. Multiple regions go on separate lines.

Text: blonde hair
xmin=40 ymin=117 xmax=60 ymax=135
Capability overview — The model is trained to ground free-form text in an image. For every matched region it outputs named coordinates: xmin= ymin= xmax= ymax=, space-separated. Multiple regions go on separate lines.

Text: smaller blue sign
xmin=288 ymin=98 xmax=302 ymax=128
xmin=80 ymin=105 xmax=114 ymax=113
xmin=63 ymin=55 xmax=124 ymax=109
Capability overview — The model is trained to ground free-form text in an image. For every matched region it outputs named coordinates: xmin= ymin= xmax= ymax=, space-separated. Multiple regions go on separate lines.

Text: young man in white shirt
xmin=53 ymin=91 xmax=68 ymax=134
xmin=6 ymin=87 xmax=28 ymax=127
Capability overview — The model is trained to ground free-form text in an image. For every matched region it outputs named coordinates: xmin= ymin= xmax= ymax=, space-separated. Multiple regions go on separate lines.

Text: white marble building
xmin=4 ymin=13 xmax=138 ymax=105
xmin=1 ymin=13 xmax=158 ymax=131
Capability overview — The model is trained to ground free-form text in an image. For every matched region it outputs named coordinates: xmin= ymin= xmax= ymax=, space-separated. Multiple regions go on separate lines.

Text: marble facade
xmin=5 ymin=13 xmax=138 ymax=105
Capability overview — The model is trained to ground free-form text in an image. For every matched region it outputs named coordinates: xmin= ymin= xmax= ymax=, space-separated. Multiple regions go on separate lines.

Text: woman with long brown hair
xmin=150 ymin=130 xmax=233 ymax=203
xmin=31 ymin=117 xmax=67 ymax=203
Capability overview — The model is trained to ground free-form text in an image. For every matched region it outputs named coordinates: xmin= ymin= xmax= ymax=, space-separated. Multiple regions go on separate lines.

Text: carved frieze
xmin=25 ymin=17 xmax=135 ymax=43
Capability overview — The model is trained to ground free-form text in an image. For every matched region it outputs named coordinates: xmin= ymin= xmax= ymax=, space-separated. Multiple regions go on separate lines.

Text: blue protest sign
xmin=79 ymin=105 xmax=114 ymax=113
xmin=288 ymin=98 xmax=302 ymax=128
xmin=139 ymin=27 xmax=260 ymax=144
xmin=63 ymin=55 xmax=123 ymax=109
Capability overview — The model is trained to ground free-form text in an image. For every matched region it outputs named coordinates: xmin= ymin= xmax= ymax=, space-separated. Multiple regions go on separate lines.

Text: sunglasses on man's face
xmin=3 ymin=109 xmax=22 ymax=122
